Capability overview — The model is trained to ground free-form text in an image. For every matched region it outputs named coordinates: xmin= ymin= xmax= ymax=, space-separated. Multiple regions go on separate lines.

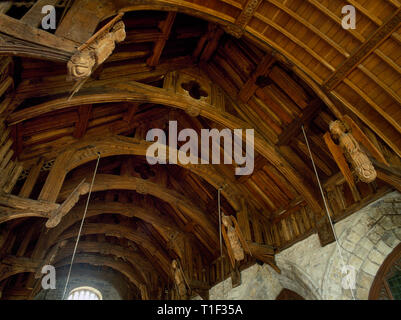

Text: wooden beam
xmin=236 ymin=154 xmax=268 ymax=183
xmin=245 ymin=241 xmax=280 ymax=273
xmin=55 ymin=0 xmax=114 ymax=44
xmin=0 ymin=2 xmax=12 ymax=14
xmin=375 ymin=165 xmax=401 ymax=194
xmin=323 ymin=7 xmax=401 ymax=91
xmin=122 ymin=103 xmax=140 ymax=129
xmin=0 ymin=193 xmax=59 ymax=213
xmin=0 ymin=13 xmax=77 ymax=61
xmin=193 ymin=24 xmax=224 ymax=61
xmin=2 ymin=163 xmax=23 ymax=194
xmin=238 ymin=54 xmax=275 ymax=103
xmin=73 ymin=105 xmax=92 ymax=139
xmin=147 ymin=12 xmax=176 ymax=67
xmin=15 ymin=56 xmax=194 ymax=99
xmin=18 ymin=157 xmax=44 ymax=198
xmin=0 ymin=256 xmax=40 ymax=282
xmin=277 ymin=99 xmax=322 ymax=146
xmin=20 ymin=0 xmax=58 ymax=27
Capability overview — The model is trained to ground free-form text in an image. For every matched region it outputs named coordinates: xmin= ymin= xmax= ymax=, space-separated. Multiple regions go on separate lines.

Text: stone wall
xmin=208 ymin=191 xmax=401 ymax=300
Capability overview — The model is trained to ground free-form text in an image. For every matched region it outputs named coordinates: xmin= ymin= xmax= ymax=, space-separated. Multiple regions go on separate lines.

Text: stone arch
xmin=321 ymin=191 xmax=401 ymax=299
xmin=274 ymin=259 xmax=322 ymax=300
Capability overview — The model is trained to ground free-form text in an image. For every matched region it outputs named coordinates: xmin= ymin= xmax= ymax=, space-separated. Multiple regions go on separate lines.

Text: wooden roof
xmin=0 ymin=0 xmax=400 ymax=300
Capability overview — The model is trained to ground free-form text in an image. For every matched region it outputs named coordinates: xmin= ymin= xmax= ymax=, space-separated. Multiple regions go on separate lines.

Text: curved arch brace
xmin=23 ymin=83 xmax=321 ymax=214
xmin=54 ymin=253 xmax=148 ymax=297
xmin=58 ymin=174 xmax=218 ymax=252
xmin=57 ymin=222 xmax=172 ymax=271
xmin=34 ymin=135 xmax=241 ymax=212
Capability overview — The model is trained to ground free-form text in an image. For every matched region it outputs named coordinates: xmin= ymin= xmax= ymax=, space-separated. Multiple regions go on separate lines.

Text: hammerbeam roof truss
xmin=0 ymin=0 xmax=401 ymax=300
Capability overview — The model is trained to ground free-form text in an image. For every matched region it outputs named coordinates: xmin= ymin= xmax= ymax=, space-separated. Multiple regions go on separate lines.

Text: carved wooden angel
xmin=67 ymin=21 xmax=126 ymax=81
xmin=171 ymin=260 xmax=191 ymax=300
xmin=171 ymin=259 xmax=190 ymax=300
xmin=324 ymin=115 xmax=388 ymax=186
xmin=221 ymin=214 xmax=248 ymax=268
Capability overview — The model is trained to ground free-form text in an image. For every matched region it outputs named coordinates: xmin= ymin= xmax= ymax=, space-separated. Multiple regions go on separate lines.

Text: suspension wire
xmin=61 ymin=152 xmax=101 ymax=300
xmin=301 ymin=125 xmax=356 ymax=300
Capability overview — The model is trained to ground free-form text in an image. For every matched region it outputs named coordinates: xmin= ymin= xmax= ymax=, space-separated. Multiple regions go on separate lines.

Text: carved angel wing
xmin=231 ymin=215 xmax=251 ymax=257
xmin=343 ymin=115 xmax=388 ymax=166
xmin=323 ymin=132 xmax=356 ymax=190
xmin=221 ymin=224 xmax=236 ymax=268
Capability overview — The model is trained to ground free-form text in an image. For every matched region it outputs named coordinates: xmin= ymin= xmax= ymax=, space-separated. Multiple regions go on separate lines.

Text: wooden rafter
xmin=55 ymin=0 xmax=115 ymax=44
xmin=18 ymin=157 xmax=44 ymax=198
xmin=73 ymin=105 xmax=92 ymax=139
xmin=147 ymin=12 xmax=176 ymax=66
xmin=277 ymin=99 xmax=323 ymax=146
xmin=238 ymin=54 xmax=275 ymax=103
xmin=193 ymin=23 xmax=224 ymax=61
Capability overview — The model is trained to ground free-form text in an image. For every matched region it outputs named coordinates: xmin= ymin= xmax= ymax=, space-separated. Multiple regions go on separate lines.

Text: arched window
xmin=369 ymin=243 xmax=401 ymax=300
xmin=67 ymin=286 xmax=102 ymax=300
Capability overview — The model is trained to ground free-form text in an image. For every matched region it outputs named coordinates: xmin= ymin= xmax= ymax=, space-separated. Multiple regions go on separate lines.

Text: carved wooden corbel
xmin=67 ymin=17 xmax=126 ymax=82
xmin=185 ymin=105 xmax=201 ymax=117
xmin=135 ymin=179 xmax=148 ymax=195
